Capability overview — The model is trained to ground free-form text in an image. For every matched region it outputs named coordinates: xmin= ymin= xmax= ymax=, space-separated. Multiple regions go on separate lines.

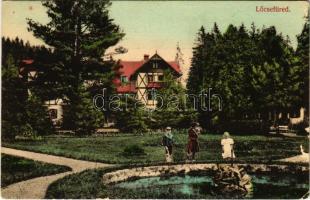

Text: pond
xmin=113 ymin=172 xmax=309 ymax=199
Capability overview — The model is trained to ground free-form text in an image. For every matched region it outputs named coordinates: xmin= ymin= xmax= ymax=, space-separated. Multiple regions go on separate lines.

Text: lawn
xmin=3 ymin=132 xmax=308 ymax=165
xmin=1 ymin=154 xmax=71 ymax=187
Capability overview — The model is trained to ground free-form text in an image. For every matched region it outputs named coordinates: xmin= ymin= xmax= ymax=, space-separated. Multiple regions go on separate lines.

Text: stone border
xmin=102 ymin=163 xmax=309 ymax=184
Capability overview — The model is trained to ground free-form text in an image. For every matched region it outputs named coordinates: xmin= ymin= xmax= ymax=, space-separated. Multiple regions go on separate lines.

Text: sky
xmin=2 ymin=1 xmax=308 ymax=80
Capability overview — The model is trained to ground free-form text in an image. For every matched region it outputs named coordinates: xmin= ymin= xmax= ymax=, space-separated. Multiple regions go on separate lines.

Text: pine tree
xmin=295 ymin=22 xmax=309 ymax=109
xmin=2 ymin=54 xmax=54 ymax=139
xmin=27 ymin=0 xmax=125 ymax=134
xmin=187 ymin=23 xmax=297 ymax=132
xmin=25 ymin=95 xmax=54 ymax=136
xmin=2 ymin=54 xmax=27 ymax=140
xmin=62 ymin=84 xmax=104 ymax=136
xmin=187 ymin=26 xmax=208 ymax=95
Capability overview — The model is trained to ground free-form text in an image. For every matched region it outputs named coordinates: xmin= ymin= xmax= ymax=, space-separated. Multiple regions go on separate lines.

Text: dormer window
xmin=120 ymin=76 xmax=128 ymax=83
xmin=152 ymin=62 xmax=158 ymax=69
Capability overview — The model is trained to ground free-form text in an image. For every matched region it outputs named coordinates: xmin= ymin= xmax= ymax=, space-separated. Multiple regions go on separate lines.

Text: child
xmin=221 ymin=132 xmax=235 ymax=160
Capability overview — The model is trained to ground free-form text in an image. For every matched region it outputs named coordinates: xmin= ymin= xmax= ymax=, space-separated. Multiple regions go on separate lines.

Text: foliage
xmin=187 ymin=23 xmax=309 ymax=132
xmin=293 ymin=22 xmax=309 ymax=109
xmin=27 ymin=0 xmax=125 ymax=134
xmin=26 ymin=0 xmax=124 ymax=99
xmin=1 ymin=53 xmax=54 ymax=139
xmin=122 ymin=144 xmax=146 ymax=157
xmin=3 ymin=134 xmax=308 ymax=164
xmin=25 ymin=95 xmax=55 ymax=136
xmin=2 ymin=37 xmax=53 ymax=67
xmin=114 ymin=96 xmax=149 ymax=133
xmin=46 ymin=168 xmax=105 ymax=199
xmin=1 ymin=154 xmax=71 ymax=187
xmin=1 ymin=54 xmax=27 ymax=140
xmin=150 ymin=71 xmax=198 ymax=129
xmin=62 ymin=85 xmax=104 ymax=136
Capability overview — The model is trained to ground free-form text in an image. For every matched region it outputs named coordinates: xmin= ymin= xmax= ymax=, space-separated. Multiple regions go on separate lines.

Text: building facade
xmin=19 ymin=53 xmax=182 ymax=125
xmin=113 ymin=53 xmax=182 ymax=108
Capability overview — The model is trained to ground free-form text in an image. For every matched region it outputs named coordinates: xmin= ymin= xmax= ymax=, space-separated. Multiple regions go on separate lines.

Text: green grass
xmin=2 ymin=133 xmax=309 ymax=164
xmin=1 ymin=154 xmax=71 ymax=187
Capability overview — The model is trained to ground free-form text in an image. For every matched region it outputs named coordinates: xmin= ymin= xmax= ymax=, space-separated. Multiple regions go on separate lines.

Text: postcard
xmin=1 ymin=0 xmax=309 ymax=199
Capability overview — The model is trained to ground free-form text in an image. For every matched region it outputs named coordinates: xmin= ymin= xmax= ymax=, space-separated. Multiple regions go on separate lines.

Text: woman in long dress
xmin=187 ymin=122 xmax=200 ymax=161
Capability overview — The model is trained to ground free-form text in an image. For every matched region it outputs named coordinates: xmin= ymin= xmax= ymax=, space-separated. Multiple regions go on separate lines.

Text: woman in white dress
xmin=221 ymin=132 xmax=235 ymax=160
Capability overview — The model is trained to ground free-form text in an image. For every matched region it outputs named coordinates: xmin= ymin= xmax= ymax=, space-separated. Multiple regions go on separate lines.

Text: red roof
xmin=22 ymin=59 xmax=34 ymax=65
xmin=118 ymin=61 xmax=145 ymax=79
xmin=167 ymin=61 xmax=181 ymax=74
xmin=114 ymin=54 xmax=182 ymax=93
xmin=117 ymin=61 xmax=181 ymax=79
xmin=19 ymin=59 xmax=35 ymax=74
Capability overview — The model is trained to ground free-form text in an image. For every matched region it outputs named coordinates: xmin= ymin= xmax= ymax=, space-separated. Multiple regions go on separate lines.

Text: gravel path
xmin=1 ymin=147 xmax=112 ymax=199
xmin=278 ymin=153 xmax=309 ymax=163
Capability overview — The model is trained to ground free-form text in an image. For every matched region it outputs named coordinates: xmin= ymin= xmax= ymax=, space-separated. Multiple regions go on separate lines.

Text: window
xmin=49 ymin=109 xmax=58 ymax=119
xmin=120 ymin=76 xmax=128 ymax=83
xmin=152 ymin=62 xmax=158 ymax=69
xmin=147 ymin=90 xmax=155 ymax=100
xmin=148 ymin=74 xmax=154 ymax=82
xmin=158 ymin=74 xmax=164 ymax=81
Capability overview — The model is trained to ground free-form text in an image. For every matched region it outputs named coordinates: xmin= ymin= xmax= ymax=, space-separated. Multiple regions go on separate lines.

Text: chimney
xmin=143 ymin=54 xmax=149 ymax=61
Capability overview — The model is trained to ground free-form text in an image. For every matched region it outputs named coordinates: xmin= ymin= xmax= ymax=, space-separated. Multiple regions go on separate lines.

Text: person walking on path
xmin=162 ymin=127 xmax=174 ymax=163
xmin=186 ymin=122 xmax=201 ymax=162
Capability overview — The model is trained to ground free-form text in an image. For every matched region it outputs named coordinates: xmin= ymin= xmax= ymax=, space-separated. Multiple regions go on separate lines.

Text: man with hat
xmin=162 ymin=126 xmax=174 ymax=163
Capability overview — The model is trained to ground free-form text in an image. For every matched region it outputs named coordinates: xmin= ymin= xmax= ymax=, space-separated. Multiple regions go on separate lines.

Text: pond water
xmin=114 ymin=172 xmax=309 ymax=199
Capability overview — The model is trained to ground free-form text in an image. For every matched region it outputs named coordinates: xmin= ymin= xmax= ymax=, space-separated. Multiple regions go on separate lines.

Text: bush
xmin=62 ymin=85 xmax=104 ymax=136
xmin=291 ymin=120 xmax=309 ymax=135
xmin=25 ymin=95 xmax=55 ymax=136
xmin=114 ymin=96 xmax=149 ymax=133
xmin=122 ymin=144 xmax=146 ymax=157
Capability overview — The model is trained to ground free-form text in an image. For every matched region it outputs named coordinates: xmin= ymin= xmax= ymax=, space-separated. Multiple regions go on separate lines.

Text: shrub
xmin=62 ymin=85 xmax=104 ymax=136
xmin=122 ymin=144 xmax=146 ymax=157
xmin=114 ymin=96 xmax=149 ymax=133
xmin=25 ymin=95 xmax=55 ymax=136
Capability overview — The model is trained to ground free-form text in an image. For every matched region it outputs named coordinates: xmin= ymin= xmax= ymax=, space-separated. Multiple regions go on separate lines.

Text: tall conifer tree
xmin=27 ymin=0 xmax=125 ymax=134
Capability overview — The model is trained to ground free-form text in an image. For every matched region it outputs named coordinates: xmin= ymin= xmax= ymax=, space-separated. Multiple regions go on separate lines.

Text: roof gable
xmin=117 ymin=53 xmax=182 ymax=79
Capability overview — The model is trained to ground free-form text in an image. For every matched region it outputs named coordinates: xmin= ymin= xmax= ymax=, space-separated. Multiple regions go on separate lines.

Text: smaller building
xmin=19 ymin=59 xmax=64 ymax=125
xmin=113 ymin=53 xmax=182 ymax=108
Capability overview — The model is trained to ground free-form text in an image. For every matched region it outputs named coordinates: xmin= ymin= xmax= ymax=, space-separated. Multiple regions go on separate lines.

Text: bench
xmin=278 ymin=125 xmax=289 ymax=133
xmin=96 ymin=128 xmax=120 ymax=136
xmin=269 ymin=125 xmax=288 ymax=135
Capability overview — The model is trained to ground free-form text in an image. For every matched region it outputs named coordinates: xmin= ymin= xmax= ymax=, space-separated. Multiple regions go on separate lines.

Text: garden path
xmin=1 ymin=147 xmax=112 ymax=199
xmin=278 ymin=144 xmax=309 ymax=163
xmin=278 ymin=154 xmax=309 ymax=163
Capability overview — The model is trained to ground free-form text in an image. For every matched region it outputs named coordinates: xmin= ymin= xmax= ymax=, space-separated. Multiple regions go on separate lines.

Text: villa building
xmin=19 ymin=53 xmax=182 ymax=125
xmin=113 ymin=53 xmax=182 ymax=108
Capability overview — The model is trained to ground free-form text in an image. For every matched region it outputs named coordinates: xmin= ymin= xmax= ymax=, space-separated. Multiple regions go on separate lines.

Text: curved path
xmin=1 ymin=147 xmax=112 ymax=199
xmin=278 ymin=153 xmax=309 ymax=163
